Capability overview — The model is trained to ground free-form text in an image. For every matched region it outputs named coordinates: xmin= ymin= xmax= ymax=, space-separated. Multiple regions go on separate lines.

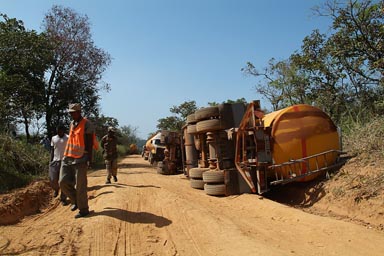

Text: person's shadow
xmin=90 ymin=207 xmax=172 ymax=228
xmin=88 ymin=184 xmax=128 ymax=192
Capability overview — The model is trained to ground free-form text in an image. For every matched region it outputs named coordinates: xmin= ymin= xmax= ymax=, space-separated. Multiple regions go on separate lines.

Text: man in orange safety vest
xmin=59 ymin=103 xmax=95 ymax=218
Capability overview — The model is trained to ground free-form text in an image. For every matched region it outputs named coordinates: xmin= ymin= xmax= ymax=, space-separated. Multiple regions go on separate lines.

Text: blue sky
xmin=1 ymin=0 xmax=332 ymax=139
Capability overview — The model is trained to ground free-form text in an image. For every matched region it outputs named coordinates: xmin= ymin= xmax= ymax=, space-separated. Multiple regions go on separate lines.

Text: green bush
xmin=92 ymin=147 xmax=105 ymax=169
xmin=92 ymin=144 xmax=130 ymax=169
xmin=117 ymin=144 xmax=130 ymax=156
xmin=0 ymin=134 xmax=50 ymax=193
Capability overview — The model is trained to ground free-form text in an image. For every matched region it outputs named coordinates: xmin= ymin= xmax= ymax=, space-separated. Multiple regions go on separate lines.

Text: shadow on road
xmin=118 ymin=163 xmax=152 ymax=169
xmin=91 ymin=207 xmax=172 ymax=227
xmin=126 ymin=185 xmax=161 ymax=189
xmin=88 ymin=191 xmax=113 ymax=199
xmin=88 ymin=184 xmax=128 ymax=191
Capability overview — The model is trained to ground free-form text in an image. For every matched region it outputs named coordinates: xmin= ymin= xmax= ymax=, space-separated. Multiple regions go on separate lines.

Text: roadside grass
xmin=333 ymin=116 xmax=384 ymax=202
xmin=0 ymin=135 xmax=50 ymax=193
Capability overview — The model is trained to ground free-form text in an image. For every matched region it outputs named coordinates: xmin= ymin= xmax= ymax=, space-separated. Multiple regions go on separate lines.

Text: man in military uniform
xmin=101 ymin=127 xmax=118 ymax=184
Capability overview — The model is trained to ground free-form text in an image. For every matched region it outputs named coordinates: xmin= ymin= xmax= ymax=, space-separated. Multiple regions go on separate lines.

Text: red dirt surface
xmin=0 ymin=155 xmax=383 ymax=255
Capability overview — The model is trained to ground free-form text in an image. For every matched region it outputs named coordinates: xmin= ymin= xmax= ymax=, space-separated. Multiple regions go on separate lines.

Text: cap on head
xmin=108 ymin=126 xmax=115 ymax=132
xmin=68 ymin=103 xmax=81 ymax=113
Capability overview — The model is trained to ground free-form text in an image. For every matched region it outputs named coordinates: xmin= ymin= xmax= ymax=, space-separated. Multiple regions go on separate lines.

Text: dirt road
xmin=0 ymin=155 xmax=383 ymax=256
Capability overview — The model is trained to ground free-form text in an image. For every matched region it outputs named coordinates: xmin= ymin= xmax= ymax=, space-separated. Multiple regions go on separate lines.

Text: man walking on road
xmin=49 ymin=124 xmax=68 ymax=205
xmin=59 ymin=103 xmax=95 ymax=218
xmin=101 ymin=127 xmax=118 ymax=184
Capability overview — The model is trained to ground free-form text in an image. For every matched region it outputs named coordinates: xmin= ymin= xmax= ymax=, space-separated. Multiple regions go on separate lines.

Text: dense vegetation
xmin=0 ymin=6 xmax=141 ymax=193
xmin=0 ymin=134 xmax=49 ymax=193
xmin=0 ymin=1 xmax=383 ymax=193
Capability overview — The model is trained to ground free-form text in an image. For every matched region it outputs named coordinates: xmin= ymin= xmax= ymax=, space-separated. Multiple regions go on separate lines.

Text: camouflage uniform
xmin=101 ymin=127 xmax=118 ymax=183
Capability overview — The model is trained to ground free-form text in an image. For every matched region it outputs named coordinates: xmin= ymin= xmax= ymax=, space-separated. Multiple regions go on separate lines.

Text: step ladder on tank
xmin=268 ymin=149 xmax=346 ymax=186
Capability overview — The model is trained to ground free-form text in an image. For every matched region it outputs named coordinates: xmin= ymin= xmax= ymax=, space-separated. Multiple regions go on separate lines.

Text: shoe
xmin=113 ymin=176 xmax=118 ymax=182
xmin=105 ymin=179 xmax=111 ymax=184
xmin=61 ymin=200 xmax=69 ymax=206
xmin=74 ymin=210 xmax=90 ymax=219
xmin=53 ymin=190 xmax=59 ymax=197
xmin=70 ymin=204 xmax=78 ymax=211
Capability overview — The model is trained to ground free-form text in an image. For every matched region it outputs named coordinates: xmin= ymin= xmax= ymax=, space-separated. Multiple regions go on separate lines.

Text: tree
xmin=302 ymin=0 xmax=384 ymax=119
xmin=157 ymin=100 xmax=198 ymax=131
xmin=321 ymin=0 xmax=384 ymax=115
xmin=314 ymin=0 xmax=383 ymax=76
xmin=208 ymin=98 xmax=247 ymax=106
xmin=91 ymin=114 xmax=119 ymax=139
xmin=0 ymin=14 xmax=53 ymax=140
xmin=244 ymin=0 xmax=384 ymax=121
xmin=242 ymin=58 xmax=311 ymax=111
xmin=290 ymin=29 xmax=348 ymax=120
xmin=119 ymin=125 xmax=140 ymax=146
xmin=42 ymin=6 xmax=111 ymax=137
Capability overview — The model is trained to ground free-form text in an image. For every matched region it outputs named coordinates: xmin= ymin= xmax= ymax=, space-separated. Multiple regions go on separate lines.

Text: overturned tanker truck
xmin=143 ymin=130 xmax=183 ymax=175
xmin=183 ymin=100 xmax=345 ymax=196
xmin=234 ymin=100 xmax=344 ymax=194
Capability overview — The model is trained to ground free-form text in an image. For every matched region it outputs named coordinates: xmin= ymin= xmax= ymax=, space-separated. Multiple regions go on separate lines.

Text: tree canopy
xmin=0 ymin=6 xmax=112 ymax=140
xmin=157 ymin=100 xmax=198 ymax=132
xmin=0 ymin=14 xmax=53 ymax=140
xmin=42 ymin=5 xmax=112 ymax=137
xmin=243 ymin=0 xmax=384 ymax=123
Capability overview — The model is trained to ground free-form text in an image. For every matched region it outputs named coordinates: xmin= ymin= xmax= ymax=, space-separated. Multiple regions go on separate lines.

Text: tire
xmin=186 ymin=113 xmax=196 ymax=124
xmin=187 ymin=124 xmax=197 ymax=134
xmin=149 ymin=153 xmax=154 ymax=165
xmin=194 ymin=135 xmax=201 ymax=151
xmin=190 ymin=178 xmax=205 ymax=189
xmin=189 ymin=167 xmax=209 ymax=179
xmin=196 ymin=119 xmax=228 ymax=133
xmin=194 ymin=106 xmax=219 ymax=121
xmin=203 ymin=170 xmax=225 ymax=183
xmin=157 ymin=162 xmax=166 ymax=174
xmin=157 ymin=168 xmax=167 ymax=174
xmin=204 ymin=184 xmax=226 ymax=196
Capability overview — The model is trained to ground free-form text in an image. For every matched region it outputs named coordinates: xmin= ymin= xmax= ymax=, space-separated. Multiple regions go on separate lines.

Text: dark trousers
xmin=59 ymin=161 xmax=89 ymax=213
xmin=49 ymin=161 xmax=67 ymax=201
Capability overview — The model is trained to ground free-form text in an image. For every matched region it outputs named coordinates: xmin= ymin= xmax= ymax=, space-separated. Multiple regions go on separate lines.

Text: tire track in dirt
xmin=1 ymin=155 xmax=384 ymax=256
xmin=147 ymin=172 xmax=282 ymax=256
xmin=123 ymin=168 xmax=169 ymax=255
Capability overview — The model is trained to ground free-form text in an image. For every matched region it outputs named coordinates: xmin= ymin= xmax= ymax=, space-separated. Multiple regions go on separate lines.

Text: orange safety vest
xmin=64 ymin=118 xmax=88 ymax=158
xmin=93 ymin=133 xmax=99 ymax=151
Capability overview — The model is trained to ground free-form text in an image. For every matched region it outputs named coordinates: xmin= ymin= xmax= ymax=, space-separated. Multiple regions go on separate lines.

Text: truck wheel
xmin=204 ymin=184 xmax=226 ymax=196
xmin=194 ymin=135 xmax=201 ymax=151
xmin=194 ymin=106 xmax=219 ymax=121
xmin=157 ymin=162 xmax=166 ymax=174
xmin=149 ymin=153 xmax=154 ymax=165
xmin=196 ymin=119 xmax=228 ymax=133
xmin=189 ymin=167 xmax=209 ymax=179
xmin=190 ymin=178 xmax=204 ymax=189
xmin=186 ymin=113 xmax=196 ymax=124
xmin=187 ymin=124 xmax=197 ymax=134
xmin=203 ymin=170 xmax=225 ymax=183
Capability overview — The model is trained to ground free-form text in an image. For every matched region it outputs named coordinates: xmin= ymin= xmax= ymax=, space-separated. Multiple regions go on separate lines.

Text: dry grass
xmin=343 ymin=116 xmax=384 ymax=162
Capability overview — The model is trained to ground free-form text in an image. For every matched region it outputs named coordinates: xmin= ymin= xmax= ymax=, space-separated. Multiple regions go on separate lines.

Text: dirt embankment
xmin=0 ymin=155 xmax=383 ymax=256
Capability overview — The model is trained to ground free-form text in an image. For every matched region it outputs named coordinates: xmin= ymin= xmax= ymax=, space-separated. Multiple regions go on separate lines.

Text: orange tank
xmin=263 ymin=104 xmax=340 ymax=181
xmin=235 ymin=101 xmax=342 ymax=193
